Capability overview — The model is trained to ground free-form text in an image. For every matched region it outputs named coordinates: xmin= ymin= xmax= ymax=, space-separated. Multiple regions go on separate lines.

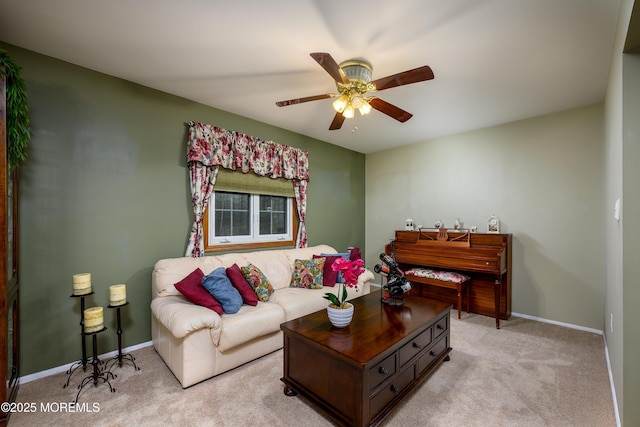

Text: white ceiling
xmin=0 ymin=0 xmax=621 ymax=154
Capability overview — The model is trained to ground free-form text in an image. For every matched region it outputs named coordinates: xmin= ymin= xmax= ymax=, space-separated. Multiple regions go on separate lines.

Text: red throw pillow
xmin=313 ymin=254 xmax=340 ymax=286
xmin=174 ymin=268 xmax=223 ymax=315
xmin=226 ymin=263 xmax=259 ymax=306
xmin=349 ymin=247 xmax=362 ymax=261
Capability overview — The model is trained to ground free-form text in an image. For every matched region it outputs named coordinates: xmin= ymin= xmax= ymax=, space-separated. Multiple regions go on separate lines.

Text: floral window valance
xmin=187 ymin=122 xmax=309 ymax=181
xmin=185 ymin=122 xmax=309 ymax=257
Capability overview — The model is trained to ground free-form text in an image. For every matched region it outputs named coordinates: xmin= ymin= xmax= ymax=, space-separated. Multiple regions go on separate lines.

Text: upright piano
xmin=385 ymin=229 xmax=512 ymax=328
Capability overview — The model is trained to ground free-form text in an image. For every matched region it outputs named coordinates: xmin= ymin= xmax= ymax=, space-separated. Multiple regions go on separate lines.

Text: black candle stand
xmin=74 ymin=327 xmax=116 ymax=403
xmin=104 ymin=302 xmax=140 ymax=374
xmin=64 ymin=291 xmax=94 ymax=389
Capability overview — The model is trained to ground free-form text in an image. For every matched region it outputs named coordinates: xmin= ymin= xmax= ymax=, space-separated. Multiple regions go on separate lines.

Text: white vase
xmin=326 ymin=303 xmax=354 ymax=328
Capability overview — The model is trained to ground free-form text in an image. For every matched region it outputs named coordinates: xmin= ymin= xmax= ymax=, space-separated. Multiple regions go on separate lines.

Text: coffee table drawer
xmin=398 ymin=327 xmax=432 ymax=367
xmin=369 ymin=353 xmax=397 ymax=391
xmin=418 ymin=334 xmax=449 ymax=376
xmin=370 ymin=365 xmax=415 ymax=419
xmin=433 ymin=314 xmax=448 ymax=340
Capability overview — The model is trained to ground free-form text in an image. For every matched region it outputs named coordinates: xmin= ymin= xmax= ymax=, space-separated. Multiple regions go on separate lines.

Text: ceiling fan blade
xmin=371 ymin=65 xmax=434 ymax=91
xmin=329 ymin=112 xmax=346 ymax=130
xmin=276 ymin=93 xmax=332 ymax=107
xmin=310 ymin=52 xmax=349 ymax=84
xmin=369 ymin=98 xmax=413 ymax=122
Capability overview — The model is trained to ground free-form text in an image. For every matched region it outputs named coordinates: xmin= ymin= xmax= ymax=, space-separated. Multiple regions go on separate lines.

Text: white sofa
xmin=151 ymin=244 xmax=374 ymax=388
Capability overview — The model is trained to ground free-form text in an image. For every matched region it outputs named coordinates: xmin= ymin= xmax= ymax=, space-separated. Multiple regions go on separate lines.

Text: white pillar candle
xmin=109 ymin=284 xmax=127 ymax=306
xmin=72 ymin=273 xmax=92 ymax=295
xmin=83 ymin=306 xmax=104 ymax=333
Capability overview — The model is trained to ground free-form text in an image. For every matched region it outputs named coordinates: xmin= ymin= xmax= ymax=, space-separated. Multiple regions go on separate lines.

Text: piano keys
xmin=385 ymin=229 xmax=512 ymax=328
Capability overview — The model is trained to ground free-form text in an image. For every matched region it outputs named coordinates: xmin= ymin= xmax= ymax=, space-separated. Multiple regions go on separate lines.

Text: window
xmin=211 ymin=191 xmax=291 ymax=241
xmin=204 ymin=191 xmax=298 ymax=252
xmin=202 ymin=169 xmax=299 ymax=252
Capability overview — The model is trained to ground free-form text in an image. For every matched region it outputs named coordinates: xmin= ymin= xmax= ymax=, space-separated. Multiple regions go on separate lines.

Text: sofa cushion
xmin=235 ymin=249 xmax=291 ymax=290
xmin=202 ymin=267 xmax=243 ymax=314
xmin=153 ymin=257 xmax=225 ymax=296
xmin=216 ymin=302 xmax=285 ymax=352
xmin=173 ymin=268 xmax=223 ymax=315
xmin=268 ymin=285 xmax=364 ymax=321
xmin=290 ymin=258 xmax=325 ymax=289
xmin=151 ymin=295 xmax=221 ymax=339
xmin=241 ymin=264 xmax=274 ymax=301
xmin=282 ymin=245 xmax=337 ymax=265
xmin=267 ymin=287 xmax=329 ymax=321
xmin=226 ymin=263 xmax=259 ymax=306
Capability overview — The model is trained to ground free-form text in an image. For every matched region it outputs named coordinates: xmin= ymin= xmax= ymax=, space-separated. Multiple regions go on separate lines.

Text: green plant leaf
xmin=323 ymin=293 xmax=340 ymax=307
xmin=1 ymin=49 xmax=31 ymax=168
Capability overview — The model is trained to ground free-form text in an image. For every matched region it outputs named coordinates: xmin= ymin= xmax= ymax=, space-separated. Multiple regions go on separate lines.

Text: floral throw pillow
xmin=240 ymin=264 xmax=274 ymax=302
xmin=290 ymin=258 xmax=325 ymax=289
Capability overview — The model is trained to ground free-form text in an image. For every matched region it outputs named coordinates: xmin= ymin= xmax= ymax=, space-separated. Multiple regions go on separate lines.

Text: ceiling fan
xmin=275 ymin=52 xmax=434 ymax=130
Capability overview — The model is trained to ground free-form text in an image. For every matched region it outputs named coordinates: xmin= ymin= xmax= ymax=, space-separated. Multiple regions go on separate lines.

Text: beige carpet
xmin=9 ymin=311 xmax=616 ymax=427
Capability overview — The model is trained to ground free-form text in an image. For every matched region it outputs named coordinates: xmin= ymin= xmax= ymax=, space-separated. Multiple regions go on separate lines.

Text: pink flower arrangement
xmin=324 ymin=257 xmax=365 ymax=309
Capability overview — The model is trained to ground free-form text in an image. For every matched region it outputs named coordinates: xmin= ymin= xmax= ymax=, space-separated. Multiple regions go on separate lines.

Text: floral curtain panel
xmin=185 ymin=122 xmax=309 ymax=257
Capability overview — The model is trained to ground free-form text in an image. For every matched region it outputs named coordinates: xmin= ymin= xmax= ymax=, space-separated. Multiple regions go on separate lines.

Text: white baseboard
xmin=510 ymin=311 xmax=603 ymax=335
xmin=603 ymin=335 xmax=622 ymax=427
xmin=19 ymin=340 xmax=153 ymax=384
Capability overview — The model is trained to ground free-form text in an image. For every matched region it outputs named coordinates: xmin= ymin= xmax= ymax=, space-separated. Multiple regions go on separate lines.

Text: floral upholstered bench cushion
xmin=406 ymin=268 xmax=469 ymax=284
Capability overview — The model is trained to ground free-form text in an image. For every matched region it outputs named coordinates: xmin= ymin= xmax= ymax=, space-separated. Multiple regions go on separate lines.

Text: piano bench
xmin=405 ymin=269 xmax=471 ymax=320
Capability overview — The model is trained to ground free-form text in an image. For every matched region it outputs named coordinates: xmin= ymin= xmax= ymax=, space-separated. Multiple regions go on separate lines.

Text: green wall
xmin=1 ymin=43 xmax=366 ymax=376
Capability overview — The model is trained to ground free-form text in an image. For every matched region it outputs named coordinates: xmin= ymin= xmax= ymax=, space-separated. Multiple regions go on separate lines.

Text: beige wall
xmin=604 ymin=0 xmax=640 ymax=424
xmin=366 ymin=104 xmax=604 ymax=329
xmin=604 ymin=0 xmax=627 ymax=420
xmin=621 ymin=51 xmax=640 ymax=427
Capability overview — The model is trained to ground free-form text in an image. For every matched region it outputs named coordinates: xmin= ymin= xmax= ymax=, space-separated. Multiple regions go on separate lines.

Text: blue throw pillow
xmin=202 ymin=267 xmax=243 ymax=314
xmin=321 ymin=252 xmax=350 ymax=283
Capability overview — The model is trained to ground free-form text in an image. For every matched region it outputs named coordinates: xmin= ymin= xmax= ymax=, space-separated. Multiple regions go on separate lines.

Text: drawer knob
xmin=430 ymin=350 xmax=436 ymax=357
xmin=436 ymin=324 xmax=444 ymax=330
xmin=379 ymin=366 xmax=388 ymax=375
xmin=390 ymin=385 xmax=400 ymax=394
xmin=412 ymin=342 xmax=422 ymax=350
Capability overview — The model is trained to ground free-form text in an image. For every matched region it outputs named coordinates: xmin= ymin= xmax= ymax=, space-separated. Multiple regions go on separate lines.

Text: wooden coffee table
xmin=280 ymin=290 xmax=452 ymax=427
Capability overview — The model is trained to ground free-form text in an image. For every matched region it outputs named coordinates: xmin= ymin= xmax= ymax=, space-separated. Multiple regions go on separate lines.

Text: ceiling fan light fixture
xmin=332 ymin=95 xmax=348 ymax=113
xmin=358 ymin=101 xmax=372 ymax=115
xmin=342 ymin=104 xmax=355 ymax=119
xmin=351 ymin=94 xmax=364 ymax=109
